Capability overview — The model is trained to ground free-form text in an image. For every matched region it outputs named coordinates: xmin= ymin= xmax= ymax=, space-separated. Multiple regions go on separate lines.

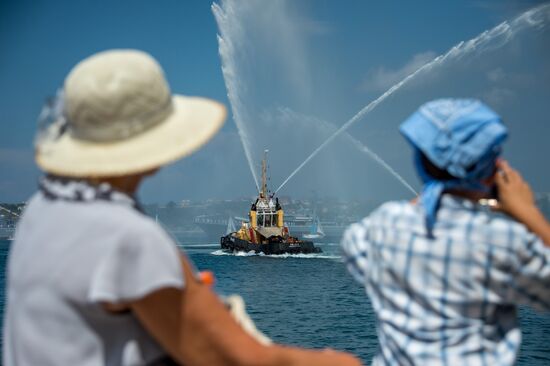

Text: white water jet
xmin=311 ymin=114 xmax=418 ymax=195
xmin=213 ymin=0 xmax=417 ymax=197
xmin=348 ymin=138 xmax=418 ymax=196
xmin=275 ymin=4 xmax=550 ymax=194
xmin=274 ymin=107 xmax=418 ymax=195
xmin=213 ymin=2 xmax=260 ymax=192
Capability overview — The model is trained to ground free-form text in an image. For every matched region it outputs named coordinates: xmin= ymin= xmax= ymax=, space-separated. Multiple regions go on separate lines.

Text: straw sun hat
xmin=35 ymin=49 xmax=226 ymax=177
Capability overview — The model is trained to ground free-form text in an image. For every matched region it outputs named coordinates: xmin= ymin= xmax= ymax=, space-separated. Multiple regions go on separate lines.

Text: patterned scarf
xmin=39 ymin=175 xmax=142 ymax=212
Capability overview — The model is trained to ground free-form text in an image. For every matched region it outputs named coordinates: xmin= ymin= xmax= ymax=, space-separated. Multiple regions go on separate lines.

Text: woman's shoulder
xmin=92 ymin=202 xmax=170 ymax=242
xmin=27 ymin=191 xmax=169 ymax=242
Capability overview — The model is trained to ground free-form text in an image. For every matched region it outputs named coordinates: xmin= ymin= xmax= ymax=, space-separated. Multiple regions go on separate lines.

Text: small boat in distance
xmin=220 ymin=151 xmax=321 ymax=255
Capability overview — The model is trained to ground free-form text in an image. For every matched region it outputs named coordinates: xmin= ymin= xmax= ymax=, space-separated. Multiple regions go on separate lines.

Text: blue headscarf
xmin=400 ymin=99 xmax=508 ymax=236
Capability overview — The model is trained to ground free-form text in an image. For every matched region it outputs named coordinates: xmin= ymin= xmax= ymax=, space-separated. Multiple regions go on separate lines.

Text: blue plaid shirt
xmin=341 ymin=194 xmax=550 ymax=365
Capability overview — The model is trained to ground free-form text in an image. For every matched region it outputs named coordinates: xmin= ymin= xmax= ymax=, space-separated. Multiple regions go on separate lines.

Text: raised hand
xmin=494 ymin=159 xmax=536 ymax=219
xmin=495 ymin=159 xmax=550 ymax=246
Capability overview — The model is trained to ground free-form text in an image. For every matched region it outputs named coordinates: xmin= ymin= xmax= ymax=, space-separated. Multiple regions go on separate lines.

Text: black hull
xmin=220 ymin=235 xmax=321 ymax=255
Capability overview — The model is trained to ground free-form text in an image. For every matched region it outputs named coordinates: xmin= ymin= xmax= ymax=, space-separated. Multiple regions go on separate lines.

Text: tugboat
xmin=220 ymin=151 xmax=321 ymax=255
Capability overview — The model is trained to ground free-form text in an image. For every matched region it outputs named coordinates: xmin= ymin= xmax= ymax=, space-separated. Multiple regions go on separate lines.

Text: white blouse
xmin=3 ymin=179 xmax=184 ymax=366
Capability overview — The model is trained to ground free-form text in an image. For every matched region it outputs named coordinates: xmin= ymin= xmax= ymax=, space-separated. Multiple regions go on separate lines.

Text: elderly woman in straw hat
xmin=3 ymin=50 xmax=361 ymax=366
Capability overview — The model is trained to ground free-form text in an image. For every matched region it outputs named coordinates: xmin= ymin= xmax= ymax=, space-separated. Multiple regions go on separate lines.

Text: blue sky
xmin=0 ymin=0 xmax=548 ymax=204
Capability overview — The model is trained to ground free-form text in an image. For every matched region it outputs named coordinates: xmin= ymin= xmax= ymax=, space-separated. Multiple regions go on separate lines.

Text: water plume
xmin=275 ymin=4 xmax=550 ymax=194
xmin=213 ymin=0 xmax=314 ymax=194
xmin=274 ymin=107 xmax=418 ymax=195
xmin=213 ymin=1 xmax=261 ymax=192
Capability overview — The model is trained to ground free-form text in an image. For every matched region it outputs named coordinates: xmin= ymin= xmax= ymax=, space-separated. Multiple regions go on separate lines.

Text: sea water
xmin=1 ymin=238 xmax=549 ymax=364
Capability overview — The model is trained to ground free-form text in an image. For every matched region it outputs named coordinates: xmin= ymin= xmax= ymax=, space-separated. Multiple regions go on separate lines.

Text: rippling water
xmin=1 ymin=239 xmax=549 ymax=364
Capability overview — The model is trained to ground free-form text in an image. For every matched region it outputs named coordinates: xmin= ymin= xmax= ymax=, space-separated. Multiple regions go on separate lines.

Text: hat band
xmin=69 ymin=97 xmax=174 ymax=143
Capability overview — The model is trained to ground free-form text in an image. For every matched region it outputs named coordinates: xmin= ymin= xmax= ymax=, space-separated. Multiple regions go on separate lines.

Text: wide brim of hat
xmin=36 ymin=95 xmax=226 ymax=177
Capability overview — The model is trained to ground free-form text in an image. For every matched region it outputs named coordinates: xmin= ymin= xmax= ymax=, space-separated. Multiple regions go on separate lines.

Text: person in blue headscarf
xmin=341 ymin=98 xmax=550 ymax=366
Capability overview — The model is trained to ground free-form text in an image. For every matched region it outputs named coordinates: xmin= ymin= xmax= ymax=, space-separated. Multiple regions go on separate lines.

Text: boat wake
xmin=210 ymin=249 xmax=340 ymax=260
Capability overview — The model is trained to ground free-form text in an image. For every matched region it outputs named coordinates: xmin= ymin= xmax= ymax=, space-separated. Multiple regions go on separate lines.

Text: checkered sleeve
xmin=507 ymin=231 xmax=550 ymax=312
xmin=341 ymin=219 xmax=370 ymax=284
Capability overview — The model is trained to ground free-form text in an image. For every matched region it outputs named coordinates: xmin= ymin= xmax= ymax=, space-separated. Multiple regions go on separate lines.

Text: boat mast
xmin=261 ymin=149 xmax=268 ymax=198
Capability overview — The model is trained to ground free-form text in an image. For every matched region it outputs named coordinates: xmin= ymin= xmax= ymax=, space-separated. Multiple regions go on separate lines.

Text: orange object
xmin=198 ymin=271 xmax=215 ymax=286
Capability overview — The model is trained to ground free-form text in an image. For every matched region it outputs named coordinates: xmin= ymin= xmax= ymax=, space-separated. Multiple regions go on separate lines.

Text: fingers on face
xmin=507 ymin=167 xmax=522 ymax=184
xmin=496 ymin=159 xmax=523 ymax=184
xmin=496 ymin=159 xmax=508 ymax=170
xmin=495 ymin=169 xmax=506 ymax=186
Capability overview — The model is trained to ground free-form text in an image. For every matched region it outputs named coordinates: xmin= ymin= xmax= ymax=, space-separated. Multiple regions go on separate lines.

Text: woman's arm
xmin=129 ymin=254 xmax=362 ymax=366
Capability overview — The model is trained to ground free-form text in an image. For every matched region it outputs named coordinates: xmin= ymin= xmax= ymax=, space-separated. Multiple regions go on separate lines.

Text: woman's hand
xmin=494 ymin=159 xmax=536 ymax=219
xmin=495 ymin=159 xmax=550 ymax=246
